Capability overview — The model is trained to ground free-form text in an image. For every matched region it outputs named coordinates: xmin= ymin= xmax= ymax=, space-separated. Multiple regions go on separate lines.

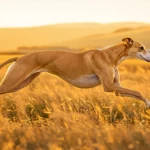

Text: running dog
xmin=0 ymin=37 xmax=150 ymax=107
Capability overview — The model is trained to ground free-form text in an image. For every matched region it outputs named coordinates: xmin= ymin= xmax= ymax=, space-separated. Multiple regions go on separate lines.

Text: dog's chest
xmin=65 ymin=74 xmax=100 ymax=88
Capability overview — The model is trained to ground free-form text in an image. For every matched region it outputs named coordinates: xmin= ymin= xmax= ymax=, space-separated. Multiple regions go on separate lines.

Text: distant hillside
xmin=114 ymin=27 xmax=133 ymax=33
xmin=0 ymin=22 xmax=149 ymax=51
xmin=54 ymin=27 xmax=150 ymax=49
xmin=17 ymin=46 xmax=81 ymax=53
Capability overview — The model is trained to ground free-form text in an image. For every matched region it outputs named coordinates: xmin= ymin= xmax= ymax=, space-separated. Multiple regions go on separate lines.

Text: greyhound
xmin=0 ymin=37 xmax=150 ymax=107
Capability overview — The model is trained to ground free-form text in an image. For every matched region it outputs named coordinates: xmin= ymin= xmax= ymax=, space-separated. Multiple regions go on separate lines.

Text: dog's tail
xmin=0 ymin=57 xmax=18 ymax=69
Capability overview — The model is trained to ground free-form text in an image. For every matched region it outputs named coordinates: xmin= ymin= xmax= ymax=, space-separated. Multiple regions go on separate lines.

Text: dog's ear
xmin=122 ymin=37 xmax=134 ymax=47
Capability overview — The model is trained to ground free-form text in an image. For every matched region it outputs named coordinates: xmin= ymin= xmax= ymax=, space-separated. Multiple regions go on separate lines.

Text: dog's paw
xmin=145 ymin=100 xmax=150 ymax=108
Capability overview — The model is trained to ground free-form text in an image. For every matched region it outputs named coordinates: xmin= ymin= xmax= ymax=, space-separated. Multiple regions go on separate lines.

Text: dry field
xmin=0 ymin=55 xmax=150 ymax=150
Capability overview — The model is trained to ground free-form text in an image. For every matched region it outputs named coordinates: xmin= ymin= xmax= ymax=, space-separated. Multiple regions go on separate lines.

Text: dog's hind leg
xmin=9 ymin=72 xmax=41 ymax=93
xmin=0 ymin=61 xmax=40 ymax=95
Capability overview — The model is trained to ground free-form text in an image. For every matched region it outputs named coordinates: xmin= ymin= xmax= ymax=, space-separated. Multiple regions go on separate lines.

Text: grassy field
xmin=0 ymin=55 xmax=150 ymax=150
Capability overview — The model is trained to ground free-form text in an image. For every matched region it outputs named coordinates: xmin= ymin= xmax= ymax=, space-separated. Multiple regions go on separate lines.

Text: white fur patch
xmin=64 ymin=74 xmax=100 ymax=88
xmin=117 ymin=56 xmax=128 ymax=66
xmin=97 ymin=48 xmax=102 ymax=51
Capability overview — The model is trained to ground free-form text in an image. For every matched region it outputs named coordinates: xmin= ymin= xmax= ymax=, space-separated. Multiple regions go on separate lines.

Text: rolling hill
xmin=0 ymin=22 xmax=149 ymax=51
xmin=54 ymin=26 xmax=150 ymax=49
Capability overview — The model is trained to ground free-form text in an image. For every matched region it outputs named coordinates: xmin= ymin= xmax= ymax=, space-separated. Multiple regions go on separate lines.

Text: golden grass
xmin=0 ymin=55 xmax=150 ymax=150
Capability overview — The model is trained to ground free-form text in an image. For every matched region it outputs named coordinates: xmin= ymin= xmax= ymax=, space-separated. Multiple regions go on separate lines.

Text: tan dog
xmin=0 ymin=37 xmax=150 ymax=107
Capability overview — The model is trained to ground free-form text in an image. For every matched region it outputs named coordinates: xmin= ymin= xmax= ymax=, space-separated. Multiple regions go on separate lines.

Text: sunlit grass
xmin=0 ymin=55 xmax=150 ymax=149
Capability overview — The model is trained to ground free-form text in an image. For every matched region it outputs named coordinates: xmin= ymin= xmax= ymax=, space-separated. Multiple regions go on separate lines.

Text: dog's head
xmin=122 ymin=37 xmax=150 ymax=62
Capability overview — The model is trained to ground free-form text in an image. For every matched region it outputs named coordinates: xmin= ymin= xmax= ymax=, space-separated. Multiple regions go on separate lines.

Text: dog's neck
xmin=104 ymin=43 xmax=129 ymax=67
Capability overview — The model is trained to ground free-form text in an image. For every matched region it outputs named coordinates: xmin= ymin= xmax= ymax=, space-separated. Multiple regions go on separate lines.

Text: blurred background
xmin=0 ymin=0 xmax=150 ymax=54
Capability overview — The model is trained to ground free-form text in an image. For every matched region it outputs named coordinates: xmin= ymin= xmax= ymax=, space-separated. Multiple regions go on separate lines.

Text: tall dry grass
xmin=0 ymin=55 xmax=150 ymax=150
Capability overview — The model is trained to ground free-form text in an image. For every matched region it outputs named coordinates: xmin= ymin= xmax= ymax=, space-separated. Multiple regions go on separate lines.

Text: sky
xmin=0 ymin=0 xmax=150 ymax=27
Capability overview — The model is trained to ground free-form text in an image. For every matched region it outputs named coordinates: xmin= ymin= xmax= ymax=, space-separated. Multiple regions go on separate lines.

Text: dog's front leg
xmin=113 ymin=68 xmax=122 ymax=87
xmin=94 ymin=66 xmax=150 ymax=107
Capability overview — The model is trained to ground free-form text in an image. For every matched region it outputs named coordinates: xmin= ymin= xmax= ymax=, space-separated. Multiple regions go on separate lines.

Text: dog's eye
xmin=139 ymin=46 xmax=144 ymax=50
